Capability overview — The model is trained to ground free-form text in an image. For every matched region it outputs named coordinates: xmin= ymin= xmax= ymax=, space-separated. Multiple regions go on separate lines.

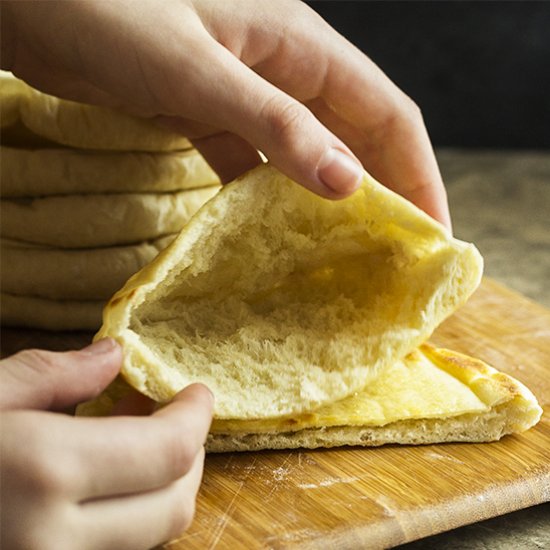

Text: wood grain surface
xmin=1 ymin=278 xmax=549 ymax=549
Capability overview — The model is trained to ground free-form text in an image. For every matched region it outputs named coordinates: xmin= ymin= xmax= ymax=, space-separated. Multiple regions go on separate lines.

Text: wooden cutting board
xmin=165 ymin=278 xmax=550 ymax=549
xmin=1 ymin=278 xmax=548 ymax=548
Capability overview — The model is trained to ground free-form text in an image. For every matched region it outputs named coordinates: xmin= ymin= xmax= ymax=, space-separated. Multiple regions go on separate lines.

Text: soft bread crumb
xmin=96 ymin=165 xmax=483 ymax=419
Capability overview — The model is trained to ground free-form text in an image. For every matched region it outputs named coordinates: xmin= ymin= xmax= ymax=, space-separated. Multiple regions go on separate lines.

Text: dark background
xmin=306 ymin=1 xmax=550 ymax=148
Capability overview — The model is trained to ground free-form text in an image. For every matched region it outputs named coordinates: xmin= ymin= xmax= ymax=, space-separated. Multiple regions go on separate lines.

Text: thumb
xmin=0 ymin=339 xmax=122 ymax=411
xmin=188 ymin=43 xmax=364 ymax=198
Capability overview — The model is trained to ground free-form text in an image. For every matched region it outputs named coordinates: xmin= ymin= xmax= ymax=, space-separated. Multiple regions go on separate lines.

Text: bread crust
xmin=0 ymin=147 xmax=218 ymax=197
xmin=1 ymin=72 xmax=191 ymax=151
xmin=206 ymin=344 xmax=542 ymax=452
xmin=0 ymin=235 xmax=175 ymax=300
xmin=0 ymin=187 xmax=219 ymax=248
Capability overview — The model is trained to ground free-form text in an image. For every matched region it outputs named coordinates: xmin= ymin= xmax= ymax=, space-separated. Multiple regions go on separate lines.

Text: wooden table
xmin=160 ymin=278 xmax=549 ymax=549
xmin=3 ymin=278 xmax=548 ymax=548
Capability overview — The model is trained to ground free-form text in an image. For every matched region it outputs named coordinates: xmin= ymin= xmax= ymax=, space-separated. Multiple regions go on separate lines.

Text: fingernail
xmin=82 ymin=338 xmax=117 ymax=355
xmin=196 ymin=383 xmax=215 ymax=405
xmin=317 ymin=148 xmax=363 ymax=194
xmin=200 ymin=383 xmax=215 ymax=404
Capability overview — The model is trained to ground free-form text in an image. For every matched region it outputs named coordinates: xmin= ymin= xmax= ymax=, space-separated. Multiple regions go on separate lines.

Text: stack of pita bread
xmin=77 ymin=165 xmax=542 ymax=452
xmin=0 ymin=72 xmax=220 ymax=330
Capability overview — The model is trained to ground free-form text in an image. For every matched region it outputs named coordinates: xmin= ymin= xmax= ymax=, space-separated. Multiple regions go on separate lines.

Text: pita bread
xmin=1 ymin=73 xmax=55 ymax=147
xmin=76 ymin=344 xmax=542 ymax=452
xmin=1 ymin=71 xmax=191 ymax=151
xmin=0 ymin=235 xmax=175 ymax=300
xmin=207 ymin=345 xmax=542 ymax=452
xmin=20 ymin=86 xmax=192 ymax=152
xmin=94 ymin=164 xmax=483 ymax=419
xmin=1 ymin=120 xmax=58 ymax=148
xmin=0 ymin=71 xmax=28 ymax=128
xmin=1 ymin=292 xmax=103 ymax=331
xmin=0 ymin=186 xmax=219 ymax=248
xmin=0 ymin=147 xmax=219 ymax=197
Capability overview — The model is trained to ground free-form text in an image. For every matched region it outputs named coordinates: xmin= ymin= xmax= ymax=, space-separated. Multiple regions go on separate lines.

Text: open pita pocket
xmin=92 ymin=164 xmax=483 ymax=420
xmin=1 ymin=235 xmax=175 ymax=300
xmin=0 ymin=186 xmax=219 ymax=248
xmin=1 ymin=292 xmax=104 ymax=331
xmin=77 ymin=344 xmax=541 ymax=451
xmin=0 ymin=147 xmax=219 ymax=197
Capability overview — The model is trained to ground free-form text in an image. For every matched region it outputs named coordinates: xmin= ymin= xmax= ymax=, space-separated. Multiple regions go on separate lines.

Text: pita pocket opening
xmin=76 ymin=164 xmax=542 ymax=452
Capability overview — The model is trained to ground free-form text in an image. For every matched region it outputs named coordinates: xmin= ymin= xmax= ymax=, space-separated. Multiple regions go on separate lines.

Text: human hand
xmin=1 ymin=0 xmax=450 ymax=228
xmin=0 ymin=339 xmax=213 ymax=550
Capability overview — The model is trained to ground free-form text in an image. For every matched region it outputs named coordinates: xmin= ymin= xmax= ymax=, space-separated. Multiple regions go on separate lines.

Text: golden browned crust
xmin=419 ymin=344 xmax=530 ymax=406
